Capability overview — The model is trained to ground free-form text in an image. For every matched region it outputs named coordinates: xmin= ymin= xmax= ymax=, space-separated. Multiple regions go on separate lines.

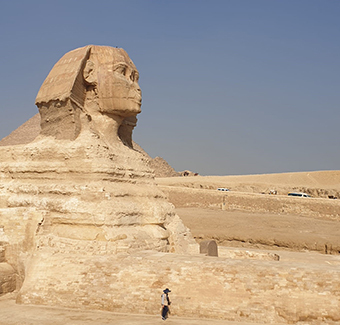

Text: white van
xmin=288 ymin=192 xmax=311 ymax=198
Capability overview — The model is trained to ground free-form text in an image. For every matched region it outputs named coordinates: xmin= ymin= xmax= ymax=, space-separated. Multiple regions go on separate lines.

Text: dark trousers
xmin=162 ymin=305 xmax=169 ymax=319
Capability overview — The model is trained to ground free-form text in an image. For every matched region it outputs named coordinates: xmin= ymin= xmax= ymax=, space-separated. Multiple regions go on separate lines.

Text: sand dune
xmin=156 ymin=170 xmax=340 ymax=197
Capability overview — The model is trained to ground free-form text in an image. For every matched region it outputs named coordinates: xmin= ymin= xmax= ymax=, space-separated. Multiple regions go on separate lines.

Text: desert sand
xmin=156 ymin=173 xmax=340 ymax=253
xmin=0 ymin=292 xmax=274 ymax=325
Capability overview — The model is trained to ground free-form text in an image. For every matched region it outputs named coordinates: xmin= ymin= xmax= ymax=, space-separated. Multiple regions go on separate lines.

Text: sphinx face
xmin=36 ymin=45 xmax=142 ymax=141
xmin=87 ymin=47 xmax=142 ymax=118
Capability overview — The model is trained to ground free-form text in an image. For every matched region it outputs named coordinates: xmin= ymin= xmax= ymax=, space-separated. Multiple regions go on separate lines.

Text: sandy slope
xmin=156 ymin=171 xmax=340 ymax=197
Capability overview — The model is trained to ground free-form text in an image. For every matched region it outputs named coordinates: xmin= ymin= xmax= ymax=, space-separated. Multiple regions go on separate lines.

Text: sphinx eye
xmin=130 ymin=71 xmax=139 ymax=82
xmin=114 ymin=65 xmax=127 ymax=75
xmin=130 ymin=71 xmax=135 ymax=81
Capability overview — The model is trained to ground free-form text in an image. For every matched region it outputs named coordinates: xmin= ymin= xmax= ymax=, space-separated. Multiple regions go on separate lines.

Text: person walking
xmin=161 ymin=288 xmax=171 ymax=320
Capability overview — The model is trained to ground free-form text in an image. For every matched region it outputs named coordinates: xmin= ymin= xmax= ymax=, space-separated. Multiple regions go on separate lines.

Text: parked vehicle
xmin=217 ymin=188 xmax=229 ymax=191
xmin=288 ymin=192 xmax=311 ymax=198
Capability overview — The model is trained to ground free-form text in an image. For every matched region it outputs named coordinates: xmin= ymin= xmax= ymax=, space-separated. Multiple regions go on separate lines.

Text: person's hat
xmin=163 ymin=288 xmax=171 ymax=293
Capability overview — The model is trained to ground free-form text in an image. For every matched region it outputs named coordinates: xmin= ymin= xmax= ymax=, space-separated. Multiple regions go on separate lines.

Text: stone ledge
xmin=17 ymin=251 xmax=340 ymax=324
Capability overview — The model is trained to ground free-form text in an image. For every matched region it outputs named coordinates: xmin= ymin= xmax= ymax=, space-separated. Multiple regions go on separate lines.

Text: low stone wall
xmin=159 ymin=186 xmax=340 ymax=221
xmin=17 ymin=250 xmax=340 ymax=324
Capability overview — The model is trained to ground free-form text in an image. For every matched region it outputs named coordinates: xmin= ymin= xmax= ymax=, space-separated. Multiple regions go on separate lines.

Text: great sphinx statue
xmin=0 ymin=46 xmax=338 ymax=324
xmin=0 ymin=45 xmax=197 ymax=307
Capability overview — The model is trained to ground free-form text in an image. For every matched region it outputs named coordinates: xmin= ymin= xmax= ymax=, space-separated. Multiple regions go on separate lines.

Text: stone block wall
xmin=159 ymin=186 xmax=340 ymax=221
xmin=17 ymin=251 xmax=340 ymax=324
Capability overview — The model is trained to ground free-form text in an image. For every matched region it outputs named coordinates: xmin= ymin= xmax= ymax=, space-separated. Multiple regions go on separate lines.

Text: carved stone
xmin=200 ymin=240 xmax=218 ymax=257
xmin=35 ymin=46 xmax=142 ymax=146
xmin=0 ymin=45 xmax=197 ymax=302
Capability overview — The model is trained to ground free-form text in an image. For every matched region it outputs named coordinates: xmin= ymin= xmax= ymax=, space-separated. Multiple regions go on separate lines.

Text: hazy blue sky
xmin=1 ymin=1 xmax=339 ymax=175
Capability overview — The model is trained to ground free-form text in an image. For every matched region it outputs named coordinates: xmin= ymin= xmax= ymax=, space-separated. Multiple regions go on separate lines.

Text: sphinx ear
xmin=83 ymin=60 xmax=97 ymax=85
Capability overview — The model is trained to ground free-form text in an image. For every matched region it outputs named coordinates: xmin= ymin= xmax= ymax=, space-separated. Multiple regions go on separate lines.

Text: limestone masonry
xmin=0 ymin=45 xmax=196 ymax=295
xmin=0 ymin=45 xmax=339 ymax=324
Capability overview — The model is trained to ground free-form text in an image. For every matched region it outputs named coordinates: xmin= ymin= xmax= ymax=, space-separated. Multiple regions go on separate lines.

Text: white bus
xmin=288 ymin=192 xmax=311 ymax=198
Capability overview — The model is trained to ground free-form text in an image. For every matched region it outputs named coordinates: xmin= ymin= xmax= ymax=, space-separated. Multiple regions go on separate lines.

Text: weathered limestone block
xmin=219 ymin=247 xmax=280 ymax=261
xmin=200 ymin=240 xmax=218 ymax=256
xmin=17 ymin=251 xmax=340 ymax=324
xmin=0 ymin=140 xmax=195 ymax=255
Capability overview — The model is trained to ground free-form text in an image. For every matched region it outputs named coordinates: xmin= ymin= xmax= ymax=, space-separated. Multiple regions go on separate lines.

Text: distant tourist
xmin=161 ymin=288 xmax=171 ymax=320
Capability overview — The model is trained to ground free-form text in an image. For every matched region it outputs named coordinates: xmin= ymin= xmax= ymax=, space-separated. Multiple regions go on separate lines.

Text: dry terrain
xmin=177 ymin=207 xmax=340 ymax=253
xmin=157 ymin=173 xmax=340 ymax=254
xmin=0 ymin=293 xmax=271 ymax=325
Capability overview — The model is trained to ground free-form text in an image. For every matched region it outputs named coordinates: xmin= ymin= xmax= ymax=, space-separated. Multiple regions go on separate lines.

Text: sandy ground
xmin=0 ymin=293 xmax=279 ymax=325
xmin=156 ymin=173 xmax=340 ymax=253
xmin=176 ymin=207 xmax=340 ymax=253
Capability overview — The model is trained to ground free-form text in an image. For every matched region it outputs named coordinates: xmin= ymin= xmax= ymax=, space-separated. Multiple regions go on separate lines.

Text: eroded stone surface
xmin=200 ymin=240 xmax=218 ymax=257
xmin=0 ymin=45 xmax=197 ymax=300
xmin=16 ymin=251 xmax=340 ymax=324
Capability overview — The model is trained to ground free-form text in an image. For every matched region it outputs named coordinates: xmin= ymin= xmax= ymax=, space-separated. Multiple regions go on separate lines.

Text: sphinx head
xmin=35 ymin=45 xmax=141 ymax=146
xmin=83 ymin=46 xmax=141 ymax=117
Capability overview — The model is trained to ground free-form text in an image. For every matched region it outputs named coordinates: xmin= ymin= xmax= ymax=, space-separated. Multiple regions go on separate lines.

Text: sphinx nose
xmin=136 ymin=87 xmax=142 ymax=97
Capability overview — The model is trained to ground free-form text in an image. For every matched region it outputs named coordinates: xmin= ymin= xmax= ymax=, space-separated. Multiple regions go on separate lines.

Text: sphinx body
xmin=0 ymin=45 xmax=196 ymax=306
